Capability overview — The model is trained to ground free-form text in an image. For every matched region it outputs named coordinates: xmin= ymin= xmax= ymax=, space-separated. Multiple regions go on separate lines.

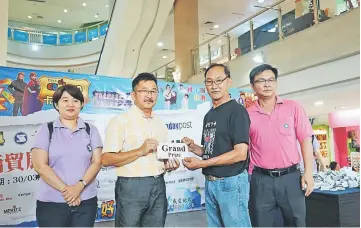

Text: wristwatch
xmin=79 ymin=179 xmax=87 ymax=187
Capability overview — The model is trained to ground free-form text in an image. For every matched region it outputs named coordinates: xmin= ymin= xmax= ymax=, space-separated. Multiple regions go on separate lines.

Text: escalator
xmin=95 ymin=0 xmax=174 ymax=78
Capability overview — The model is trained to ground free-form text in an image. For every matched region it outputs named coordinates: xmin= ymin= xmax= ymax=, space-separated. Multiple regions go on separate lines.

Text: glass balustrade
xmin=8 ymin=21 xmax=109 ymax=46
xmin=151 ymin=0 xmax=359 ymax=81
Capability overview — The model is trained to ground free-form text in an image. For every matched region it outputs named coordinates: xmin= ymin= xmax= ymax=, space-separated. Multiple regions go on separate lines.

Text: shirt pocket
xmin=278 ymin=117 xmax=294 ymax=136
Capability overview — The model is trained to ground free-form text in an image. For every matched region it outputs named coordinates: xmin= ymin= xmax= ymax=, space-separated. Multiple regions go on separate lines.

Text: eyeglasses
xmin=136 ymin=89 xmax=158 ymax=96
xmin=253 ymin=78 xmax=277 ymax=86
xmin=205 ymin=77 xmax=229 ymax=86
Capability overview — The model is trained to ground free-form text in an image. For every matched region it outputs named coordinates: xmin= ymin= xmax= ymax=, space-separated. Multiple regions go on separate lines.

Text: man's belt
xmin=254 ymin=164 xmax=299 ymax=177
xmin=205 ymin=175 xmax=224 ymax=181
xmin=118 ymin=173 xmax=164 ymax=179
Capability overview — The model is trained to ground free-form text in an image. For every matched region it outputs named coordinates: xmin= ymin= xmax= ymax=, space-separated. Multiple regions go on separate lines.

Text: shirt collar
xmin=254 ymin=95 xmax=283 ymax=112
xmin=276 ymin=95 xmax=283 ymax=104
xmin=53 ymin=117 xmax=86 ymax=130
xmin=130 ymin=105 xmax=155 ymax=119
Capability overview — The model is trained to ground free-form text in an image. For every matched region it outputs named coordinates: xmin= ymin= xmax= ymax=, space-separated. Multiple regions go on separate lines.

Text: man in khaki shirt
xmin=102 ymin=73 xmax=179 ymax=227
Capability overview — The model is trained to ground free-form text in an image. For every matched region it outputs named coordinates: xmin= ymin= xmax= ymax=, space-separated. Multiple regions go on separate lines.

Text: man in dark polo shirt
xmin=182 ymin=63 xmax=251 ymax=227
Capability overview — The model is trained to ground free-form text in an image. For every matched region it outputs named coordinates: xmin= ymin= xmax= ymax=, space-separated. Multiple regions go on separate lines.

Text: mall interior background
xmin=0 ymin=0 xmax=360 ymax=227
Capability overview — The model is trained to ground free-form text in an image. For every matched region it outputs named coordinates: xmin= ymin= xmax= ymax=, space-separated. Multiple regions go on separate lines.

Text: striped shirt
xmin=103 ymin=105 xmax=168 ymax=177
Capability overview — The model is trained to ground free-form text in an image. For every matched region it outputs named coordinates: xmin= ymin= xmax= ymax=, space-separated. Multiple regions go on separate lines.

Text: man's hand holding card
xmin=158 ymin=143 xmax=188 ymax=172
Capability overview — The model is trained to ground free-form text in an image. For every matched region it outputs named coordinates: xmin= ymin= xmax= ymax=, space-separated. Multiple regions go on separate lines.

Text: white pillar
xmin=0 ymin=0 xmax=9 ymax=66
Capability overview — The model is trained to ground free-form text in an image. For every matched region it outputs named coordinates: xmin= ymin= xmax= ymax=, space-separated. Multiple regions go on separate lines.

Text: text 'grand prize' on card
xmin=157 ymin=143 xmax=188 ymax=160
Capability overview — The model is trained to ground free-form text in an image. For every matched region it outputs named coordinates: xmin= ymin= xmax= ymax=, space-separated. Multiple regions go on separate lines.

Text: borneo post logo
xmin=166 ymin=121 xmax=192 ymax=131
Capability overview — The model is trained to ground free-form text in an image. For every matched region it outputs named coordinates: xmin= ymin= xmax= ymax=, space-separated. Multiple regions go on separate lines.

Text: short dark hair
xmin=329 ymin=161 xmax=338 ymax=171
xmin=132 ymin=73 xmax=157 ymax=91
xmin=249 ymin=64 xmax=278 ymax=84
xmin=17 ymin=72 xmax=25 ymax=78
xmin=52 ymin=84 xmax=84 ymax=111
xmin=204 ymin=63 xmax=231 ymax=78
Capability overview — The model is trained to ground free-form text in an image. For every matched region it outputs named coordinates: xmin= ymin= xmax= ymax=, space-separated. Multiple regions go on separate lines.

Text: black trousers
xmin=249 ymin=170 xmax=306 ymax=227
xmin=36 ymin=197 xmax=97 ymax=227
xmin=12 ymin=103 xmax=22 ymax=116
xmin=115 ymin=175 xmax=167 ymax=227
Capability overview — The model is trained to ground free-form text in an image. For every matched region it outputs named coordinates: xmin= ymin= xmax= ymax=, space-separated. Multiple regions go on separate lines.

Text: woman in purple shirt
xmin=31 ymin=85 xmax=103 ymax=227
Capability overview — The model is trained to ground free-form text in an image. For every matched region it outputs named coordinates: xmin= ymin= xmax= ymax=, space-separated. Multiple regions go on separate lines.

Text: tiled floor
xmin=95 ymin=210 xmax=207 ymax=227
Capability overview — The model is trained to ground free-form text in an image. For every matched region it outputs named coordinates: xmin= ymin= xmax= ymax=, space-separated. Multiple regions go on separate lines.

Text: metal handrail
xmin=151 ymin=59 xmax=175 ymax=73
xmin=8 ymin=20 xmax=109 ymax=46
xmin=191 ymin=0 xmax=286 ymax=51
xmin=151 ymin=0 xmax=356 ymax=81
xmin=151 ymin=0 xmax=287 ymax=75
xmin=8 ymin=20 xmax=108 ymax=33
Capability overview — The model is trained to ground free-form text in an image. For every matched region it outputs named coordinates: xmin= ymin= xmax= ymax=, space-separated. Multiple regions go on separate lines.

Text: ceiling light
xmin=258 ymin=0 xmax=265 ymax=3
xmin=213 ymin=24 xmax=219 ymax=29
xmin=340 ymin=106 xmax=348 ymax=109
xmin=82 ymin=2 xmax=87 ymax=6
xmin=64 ymin=9 xmax=68 ymax=13
xmin=217 ymin=39 xmax=222 ymax=44
xmin=94 ymin=14 xmax=99 ymax=18
xmin=32 ymin=45 xmax=39 ymax=51
xmin=162 ymin=56 xmax=167 ymax=59
xmin=157 ymin=42 xmax=163 ymax=47
xmin=28 ymin=16 xmax=32 ymax=19
xmin=314 ymin=101 xmax=324 ymax=106
xmin=105 ymin=4 xmax=109 ymax=7
xmin=57 ymin=20 xmax=62 ymax=23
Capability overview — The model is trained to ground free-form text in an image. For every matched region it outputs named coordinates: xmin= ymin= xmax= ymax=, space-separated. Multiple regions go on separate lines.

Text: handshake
xmin=140 ymin=137 xmax=204 ymax=171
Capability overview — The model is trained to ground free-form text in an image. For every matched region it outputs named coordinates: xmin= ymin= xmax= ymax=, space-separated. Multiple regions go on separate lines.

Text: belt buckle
xmin=206 ymin=175 xmax=216 ymax=181
xmin=206 ymin=175 xmax=224 ymax=181
xmin=270 ymin=170 xmax=281 ymax=177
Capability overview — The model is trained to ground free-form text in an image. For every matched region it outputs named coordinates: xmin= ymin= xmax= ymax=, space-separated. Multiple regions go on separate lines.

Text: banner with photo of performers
xmin=0 ymin=66 xmax=257 ymax=117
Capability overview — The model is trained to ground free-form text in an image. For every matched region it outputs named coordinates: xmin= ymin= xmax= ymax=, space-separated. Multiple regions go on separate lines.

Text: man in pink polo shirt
xmin=247 ymin=64 xmax=314 ymax=227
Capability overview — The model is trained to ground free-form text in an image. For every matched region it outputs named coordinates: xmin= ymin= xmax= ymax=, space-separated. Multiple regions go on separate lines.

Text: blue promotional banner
xmin=0 ymin=67 xmax=256 ymax=117
xmin=0 ymin=66 xmax=256 ymax=226
xmin=59 ymin=34 xmax=72 ymax=45
xmin=75 ymin=32 xmax=86 ymax=43
xmin=42 ymin=34 xmax=57 ymax=45
xmin=13 ymin=30 xmax=29 ymax=43
xmin=87 ymin=28 xmax=99 ymax=41
xmin=100 ymin=24 xmax=109 ymax=37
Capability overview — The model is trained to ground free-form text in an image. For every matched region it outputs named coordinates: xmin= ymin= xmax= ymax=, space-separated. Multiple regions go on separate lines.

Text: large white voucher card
xmin=157 ymin=143 xmax=188 ymax=159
